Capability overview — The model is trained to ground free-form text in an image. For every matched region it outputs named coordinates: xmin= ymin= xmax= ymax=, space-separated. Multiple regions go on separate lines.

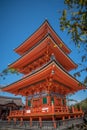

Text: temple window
xmin=28 ymin=100 xmax=31 ymax=107
xmin=51 ymin=97 xmax=54 ymax=104
xmin=43 ymin=97 xmax=47 ymax=104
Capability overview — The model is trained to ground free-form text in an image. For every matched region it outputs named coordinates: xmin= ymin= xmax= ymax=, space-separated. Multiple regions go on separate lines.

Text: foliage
xmin=60 ymin=0 xmax=87 ymax=86
xmin=0 ymin=68 xmax=19 ymax=80
xmin=60 ymin=0 xmax=87 ymax=45
xmin=74 ymin=98 xmax=87 ymax=111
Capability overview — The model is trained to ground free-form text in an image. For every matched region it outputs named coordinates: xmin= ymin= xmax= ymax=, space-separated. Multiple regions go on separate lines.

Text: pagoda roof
xmin=9 ymin=34 xmax=77 ymax=73
xmin=14 ymin=20 xmax=71 ymax=55
xmin=2 ymin=60 xmax=85 ymax=96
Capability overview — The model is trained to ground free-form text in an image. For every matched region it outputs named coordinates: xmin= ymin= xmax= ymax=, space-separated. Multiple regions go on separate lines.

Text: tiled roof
xmin=0 ymin=96 xmax=23 ymax=106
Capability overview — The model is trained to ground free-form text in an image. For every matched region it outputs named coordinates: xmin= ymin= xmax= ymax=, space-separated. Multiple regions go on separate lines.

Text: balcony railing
xmin=9 ymin=105 xmax=83 ymax=117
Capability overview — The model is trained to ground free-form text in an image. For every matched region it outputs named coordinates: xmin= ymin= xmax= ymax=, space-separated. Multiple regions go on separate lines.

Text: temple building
xmin=2 ymin=20 xmax=85 ymax=128
xmin=0 ymin=96 xmax=23 ymax=120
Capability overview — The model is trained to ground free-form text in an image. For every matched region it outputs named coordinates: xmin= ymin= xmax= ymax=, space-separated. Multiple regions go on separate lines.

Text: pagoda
xmin=2 ymin=20 xmax=85 ymax=128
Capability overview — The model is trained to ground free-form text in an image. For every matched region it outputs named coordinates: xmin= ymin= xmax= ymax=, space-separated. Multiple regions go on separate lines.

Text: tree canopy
xmin=60 ymin=0 xmax=87 ymax=86
xmin=60 ymin=0 xmax=87 ymax=45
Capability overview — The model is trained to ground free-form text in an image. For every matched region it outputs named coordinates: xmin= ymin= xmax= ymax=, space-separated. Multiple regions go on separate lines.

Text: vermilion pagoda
xmin=2 ymin=20 xmax=85 ymax=128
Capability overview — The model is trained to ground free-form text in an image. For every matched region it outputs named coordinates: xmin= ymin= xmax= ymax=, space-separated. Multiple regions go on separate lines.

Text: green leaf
xmin=63 ymin=9 xmax=67 ymax=16
xmin=82 ymin=55 xmax=86 ymax=62
xmin=84 ymin=76 xmax=87 ymax=85
xmin=73 ymin=72 xmax=81 ymax=77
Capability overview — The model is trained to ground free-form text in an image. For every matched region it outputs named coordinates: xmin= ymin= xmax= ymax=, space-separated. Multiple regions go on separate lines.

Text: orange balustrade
xmin=9 ymin=105 xmax=83 ymax=118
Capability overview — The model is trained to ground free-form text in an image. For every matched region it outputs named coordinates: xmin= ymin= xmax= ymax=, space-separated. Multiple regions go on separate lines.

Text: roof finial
xmin=45 ymin=17 xmax=47 ymax=20
xmin=44 ymin=17 xmax=48 ymax=23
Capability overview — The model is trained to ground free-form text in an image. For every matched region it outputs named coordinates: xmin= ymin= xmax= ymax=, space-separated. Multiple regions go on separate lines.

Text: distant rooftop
xmin=0 ymin=95 xmax=23 ymax=106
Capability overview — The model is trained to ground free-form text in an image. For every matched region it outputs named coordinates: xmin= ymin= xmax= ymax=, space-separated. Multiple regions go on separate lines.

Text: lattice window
xmin=28 ymin=100 xmax=31 ymax=106
xmin=43 ymin=97 xmax=47 ymax=104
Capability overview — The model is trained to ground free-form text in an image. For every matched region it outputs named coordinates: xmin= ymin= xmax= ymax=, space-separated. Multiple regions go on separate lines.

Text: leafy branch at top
xmin=60 ymin=0 xmax=87 ymax=46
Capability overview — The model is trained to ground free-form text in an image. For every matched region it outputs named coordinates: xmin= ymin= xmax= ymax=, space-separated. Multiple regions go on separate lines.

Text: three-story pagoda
xmin=2 ymin=20 xmax=85 ymax=128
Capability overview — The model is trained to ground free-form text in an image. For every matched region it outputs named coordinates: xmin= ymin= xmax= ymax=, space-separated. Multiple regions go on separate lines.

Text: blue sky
xmin=0 ymin=0 xmax=87 ymax=104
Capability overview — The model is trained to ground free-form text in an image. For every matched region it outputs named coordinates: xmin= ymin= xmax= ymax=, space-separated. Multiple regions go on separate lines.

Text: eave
xmin=14 ymin=20 xmax=71 ymax=55
xmin=9 ymin=34 xmax=77 ymax=73
xmin=2 ymin=60 xmax=85 ymax=96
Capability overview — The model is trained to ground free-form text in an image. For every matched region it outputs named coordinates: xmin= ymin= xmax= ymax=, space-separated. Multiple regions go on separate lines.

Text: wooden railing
xmin=9 ymin=105 xmax=83 ymax=117
xmin=54 ymin=106 xmax=68 ymax=112
xmin=9 ymin=105 xmax=51 ymax=117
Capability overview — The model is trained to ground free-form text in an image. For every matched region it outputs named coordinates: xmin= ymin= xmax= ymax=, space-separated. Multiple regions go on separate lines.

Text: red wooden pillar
xmin=52 ymin=116 xmax=56 ymax=129
xmin=79 ymin=106 xmax=82 ymax=112
xmin=39 ymin=117 xmax=42 ymax=128
xmin=8 ymin=117 xmax=11 ymax=124
xmin=68 ymin=115 xmax=70 ymax=119
xmin=66 ymin=106 xmax=69 ymax=112
xmin=20 ymin=117 xmax=23 ymax=126
xmin=72 ymin=106 xmax=74 ymax=113
xmin=54 ymin=96 xmax=56 ymax=105
xmin=62 ymin=116 xmax=65 ymax=126
xmin=26 ymin=96 xmax=28 ymax=109
xmin=78 ymin=115 xmax=80 ymax=118
xmin=39 ymin=96 xmax=42 ymax=106
xmin=30 ymin=117 xmax=32 ymax=127
xmin=13 ymin=118 xmax=16 ymax=124
xmin=60 ymin=98 xmax=62 ymax=105
xmin=74 ymin=115 xmax=76 ymax=118
xmin=47 ymin=92 xmax=51 ymax=106
xmin=62 ymin=116 xmax=65 ymax=120
xmin=51 ymin=102 xmax=55 ymax=113
xmin=31 ymin=98 xmax=33 ymax=107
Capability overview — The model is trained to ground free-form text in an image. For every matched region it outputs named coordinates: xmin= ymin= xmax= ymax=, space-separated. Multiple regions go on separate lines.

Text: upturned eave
xmin=2 ymin=60 xmax=85 ymax=96
xmin=14 ymin=20 xmax=71 ymax=55
xmin=9 ymin=34 xmax=77 ymax=74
